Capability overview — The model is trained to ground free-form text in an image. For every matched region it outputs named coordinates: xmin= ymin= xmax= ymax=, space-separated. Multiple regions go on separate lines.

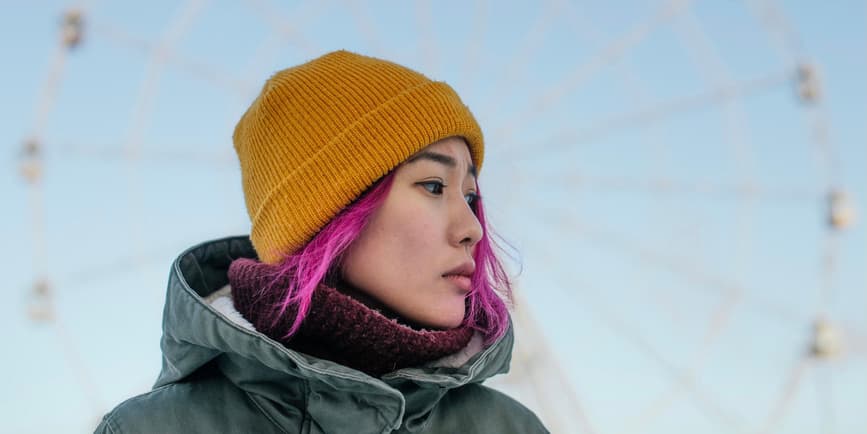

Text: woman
xmin=97 ymin=50 xmax=548 ymax=433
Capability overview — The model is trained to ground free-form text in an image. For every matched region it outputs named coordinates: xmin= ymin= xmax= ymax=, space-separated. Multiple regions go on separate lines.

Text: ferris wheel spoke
xmin=160 ymin=0 xmax=209 ymax=46
xmin=90 ymin=20 xmax=253 ymax=96
xmin=52 ymin=309 xmax=104 ymax=419
xmin=529 ymin=172 xmax=817 ymax=202
xmin=526 ymin=202 xmax=811 ymax=327
xmin=414 ymin=0 xmax=440 ymax=77
xmin=672 ymin=8 xmax=760 ymax=187
xmin=743 ymin=0 xmax=804 ymax=69
xmin=113 ymin=0 xmax=208 ymax=282
xmin=238 ymin=32 xmax=284 ymax=86
xmin=753 ymin=358 xmax=810 ymax=434
xmin=240 ymin=0 xmax=330 ymax=87
xmin=492 ymin=0 xmax=693 ymax=147
xmin=552 ymin=0 xmax=668 ymax=132
xmin=343 ymin=0 xmax=384 ymax=56
xmin=510 ymin=292 xmax=599 ymax=434
xmin=57 ymin=142 xmax=235 ymax=165
xmin=556 ymin=0 xmax=717 ymax=303
xmin=513 ymin=69 xmax=790 ymax=158
xmin=243 ymin=0 xmax=323 ymax=58
xmin=558 ymin=274 xmax=747 ymax=432
xmin=479 ymin=0 xmax=557 ymax=117
xmin=582 ymin=223 xmax=803 ymax=326
xmin=619 ymin=288 xmax=743 ymax=434
xmin=554 ymin=0 xmax=659 ymax=116
xmin=456 ymin=0 xmax=490 ymax=94
xmin=56 ymin=243 xmax=182 ymax=290
xmin=123 ymin=0 xmax=208 ymax=156
xmin=533 ymin=216 xmax=744 ymax=432
xmin=672 ymin=9 xmax=732 ymax=87
xmin=813 ymin=363 xmax=836 ymax=434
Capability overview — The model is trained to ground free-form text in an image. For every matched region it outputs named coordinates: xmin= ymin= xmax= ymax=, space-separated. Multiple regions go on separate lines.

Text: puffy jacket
xmin=96 ymin=235 xmax=548 ymax=433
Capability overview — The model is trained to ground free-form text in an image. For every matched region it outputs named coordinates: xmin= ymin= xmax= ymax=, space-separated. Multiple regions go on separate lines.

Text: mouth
xmin=442 ymin=261 xmax=475 ymax=293
xmin=443 ymin=274 xmax=472 ymax=293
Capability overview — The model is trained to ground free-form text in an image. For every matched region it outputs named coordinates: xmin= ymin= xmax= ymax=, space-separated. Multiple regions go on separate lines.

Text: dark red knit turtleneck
xmin=227 ymin=257 xmax=474 ymax=377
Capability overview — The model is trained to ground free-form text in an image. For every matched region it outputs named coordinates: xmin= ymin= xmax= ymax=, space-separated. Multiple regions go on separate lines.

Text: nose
xmin=450 ymin=197 xmax=483 ymax=250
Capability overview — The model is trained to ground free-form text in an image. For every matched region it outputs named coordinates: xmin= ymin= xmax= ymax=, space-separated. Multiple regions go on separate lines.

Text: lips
xmin=444 ymin=261 xmax=475 ymax=278
xmin=444 ymin=274 xmax=472 ymax=292
xmin=443 ymin=261 xmax=475 ymax=293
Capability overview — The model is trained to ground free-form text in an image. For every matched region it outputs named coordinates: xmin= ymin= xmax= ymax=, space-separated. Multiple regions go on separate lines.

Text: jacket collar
xmin=154 ymin=235 xmax=514 ymax=433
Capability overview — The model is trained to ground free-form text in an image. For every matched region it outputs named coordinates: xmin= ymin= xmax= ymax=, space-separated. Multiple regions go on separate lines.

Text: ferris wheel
xmin=15 ymin=1 xmax=862 ymax=433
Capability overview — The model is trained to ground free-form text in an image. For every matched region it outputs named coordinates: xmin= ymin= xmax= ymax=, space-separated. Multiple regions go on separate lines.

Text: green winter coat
xmin=96 ymin=236 xmax=548 ymax=433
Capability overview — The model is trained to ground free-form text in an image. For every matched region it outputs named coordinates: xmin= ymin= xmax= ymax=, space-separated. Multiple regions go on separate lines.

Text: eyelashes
xmin=464 ymin=192 xmax=480 ymax=207
xmin=417 ymin=180 xmax=479 ymax=207
xmin=419 ymin=180 xmax=445 ymax=195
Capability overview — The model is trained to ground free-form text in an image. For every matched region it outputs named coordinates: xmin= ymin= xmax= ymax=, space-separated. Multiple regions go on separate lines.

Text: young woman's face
xmin=340 ymin=136 xmax=483 ymax=329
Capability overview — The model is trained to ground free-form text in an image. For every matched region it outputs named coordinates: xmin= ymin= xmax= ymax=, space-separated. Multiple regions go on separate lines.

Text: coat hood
xmin=153 ymin=235 xmax=515 ymax=433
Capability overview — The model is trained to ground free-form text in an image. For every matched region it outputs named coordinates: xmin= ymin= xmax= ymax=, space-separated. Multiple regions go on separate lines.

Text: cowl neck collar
xmin=227 ymin=257 xmax=474 ymax=377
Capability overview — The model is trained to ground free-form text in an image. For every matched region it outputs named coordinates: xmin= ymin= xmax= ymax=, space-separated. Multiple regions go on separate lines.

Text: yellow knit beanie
xmin=232 ymin=50 xmax=485 ymax=264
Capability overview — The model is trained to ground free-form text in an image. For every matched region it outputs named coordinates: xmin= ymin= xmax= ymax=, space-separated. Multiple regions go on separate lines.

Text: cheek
xmin=344 ymin=200 xmax=439 ymax=287
xmin=378 ymin=203 xmax=437 ymax=270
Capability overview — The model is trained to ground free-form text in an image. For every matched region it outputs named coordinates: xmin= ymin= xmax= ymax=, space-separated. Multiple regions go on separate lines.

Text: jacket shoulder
xmin=95 ymin=374 xmax=289 ymax=434
xmin=427 ymin=384 xmax=549 ymax=433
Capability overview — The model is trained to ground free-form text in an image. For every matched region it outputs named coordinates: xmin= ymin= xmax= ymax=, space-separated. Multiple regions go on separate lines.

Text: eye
xmin=464 ymin=192 xmax=479 ymax=206
xmin=418 ymin=180 xmax=445 ymax=195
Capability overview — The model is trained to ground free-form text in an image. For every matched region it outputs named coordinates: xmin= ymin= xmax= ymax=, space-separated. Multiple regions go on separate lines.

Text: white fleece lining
xmin=205 ymin=284 xmax=256 ymax=331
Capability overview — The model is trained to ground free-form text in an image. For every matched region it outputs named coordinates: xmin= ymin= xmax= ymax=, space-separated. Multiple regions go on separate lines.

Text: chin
xmin=397 ymin=296 xmax=468 ymax=330
xmin=434 ymin=318 xmax=464 ymax=330
xmin=419 ymin=308 xmax=466 ymax=330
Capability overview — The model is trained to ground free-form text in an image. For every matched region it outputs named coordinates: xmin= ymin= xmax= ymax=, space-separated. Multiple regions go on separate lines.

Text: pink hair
xmin=261 ymin=169 xmax=513 ymax=344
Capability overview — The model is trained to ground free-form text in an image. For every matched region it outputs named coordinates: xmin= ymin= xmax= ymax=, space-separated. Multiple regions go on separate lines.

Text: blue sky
xmin=2 ymin=1 xmax=865 ymax=433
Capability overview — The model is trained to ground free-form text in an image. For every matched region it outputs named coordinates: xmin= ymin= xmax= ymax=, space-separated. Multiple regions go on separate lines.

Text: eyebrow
xmin=405 ymin=151 xmax=478 ymax=179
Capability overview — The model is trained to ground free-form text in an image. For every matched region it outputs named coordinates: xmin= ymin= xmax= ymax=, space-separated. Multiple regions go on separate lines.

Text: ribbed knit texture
xmin=233 ymin=50 xmax=485 ymax=264
xmin=228 ymin=257 xmax=474 ymax=377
